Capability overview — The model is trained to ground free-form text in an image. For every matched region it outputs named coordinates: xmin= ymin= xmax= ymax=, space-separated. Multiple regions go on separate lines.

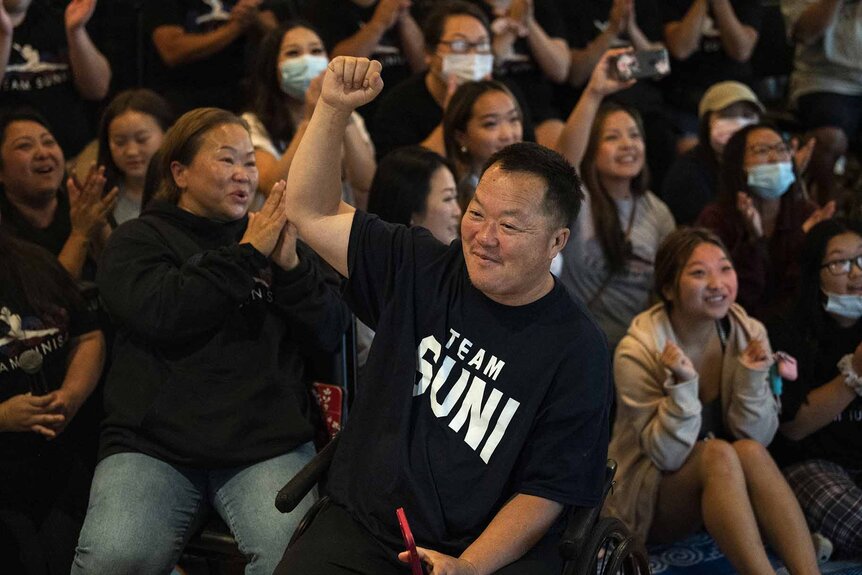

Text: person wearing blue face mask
xmin=767 ymin=218 xmax=862 ymax=560
xmin=243 ymin=21 xmax=377 ymax=209
xmin=697 ymin=123 xmax=834 ymax=319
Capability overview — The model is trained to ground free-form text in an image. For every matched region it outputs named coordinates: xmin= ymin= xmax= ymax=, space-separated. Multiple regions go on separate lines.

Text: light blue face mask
xmin=747 ymin=161 xmax=796 ymax=200
xmin=278 ymin=54 xmax=329 ymax=99
xmin=823 ymin=291 xmax=862 ymax=321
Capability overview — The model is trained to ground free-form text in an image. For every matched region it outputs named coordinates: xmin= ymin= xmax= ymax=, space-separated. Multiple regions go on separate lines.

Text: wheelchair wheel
xmin=564 ymin=517 xmax=647 ymax=575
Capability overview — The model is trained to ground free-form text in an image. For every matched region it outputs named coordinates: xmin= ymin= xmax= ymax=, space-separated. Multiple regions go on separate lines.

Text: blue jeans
xmin=71 ymin=444 xmax=315 ymax=575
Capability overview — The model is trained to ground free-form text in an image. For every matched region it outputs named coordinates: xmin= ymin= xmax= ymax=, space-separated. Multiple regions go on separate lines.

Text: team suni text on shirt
xmin=415 ymin=328 xmax=520 ymax=464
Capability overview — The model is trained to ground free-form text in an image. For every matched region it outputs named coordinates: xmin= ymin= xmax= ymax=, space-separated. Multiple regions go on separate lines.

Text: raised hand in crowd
xmin=372 ymin=0 xmax=412 ymax=32
xmin=740 ymin=338 xmax=771 ymax=370
xmin=230 ymin=0 xmax=264 ymax=30
xmin=320 ymin=57 xmax=385 ymax=114
xmin=660 ymin=341 xmax=698 ymax=383
xmin=791 ymin=136 xmax=816 ymax=176
xmin=802 ymin=200 xmax=837 ymax=234
xmin=609 ymin=0 xmax=632 ymax=38
xmin=67 ymin=164 xmax=119 ymax=244
xmin=0 ymin=2 xmax=11 ymax=37
xmin=64 ymin=0 xmax=96 ymax=32
xmin=242 ymin=178 xmax=290 ymax=257
xmin=736 ymin=191 xmax=763 ymax=238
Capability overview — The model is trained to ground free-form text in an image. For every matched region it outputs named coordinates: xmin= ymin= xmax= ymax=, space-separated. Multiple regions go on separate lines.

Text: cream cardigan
xmin=605 ymin=303 xmax=779 ymax=543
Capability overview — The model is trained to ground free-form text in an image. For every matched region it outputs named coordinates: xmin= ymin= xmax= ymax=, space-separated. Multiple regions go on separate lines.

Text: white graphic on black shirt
xmin=0 ymin=307 xmax=64 ymax=374
xmin=415 ymin=329 xmax=520 ymax=464
xmin=7 ymin=43 xmax=67 ymax=73
xmin=197 ymin=0 xmax=230 ymax=24
xmin=3 ymin=43 xmax=70 ymax=92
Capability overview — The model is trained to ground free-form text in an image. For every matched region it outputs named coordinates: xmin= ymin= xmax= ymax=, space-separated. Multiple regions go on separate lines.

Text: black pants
xmin=276 ymin=501 xmax=564 ymax=575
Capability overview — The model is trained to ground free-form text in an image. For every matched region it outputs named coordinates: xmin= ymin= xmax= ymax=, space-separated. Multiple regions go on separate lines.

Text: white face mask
xmin=823 ymin=290 xmax=862 ymax=321
xmin=710 ymin=116 xmax=757 ymax=151
xmin=441 ymin=53 xmax=494 ymax=84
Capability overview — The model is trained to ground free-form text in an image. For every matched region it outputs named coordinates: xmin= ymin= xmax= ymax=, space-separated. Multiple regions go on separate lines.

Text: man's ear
xmin=549 ymin=227 xmax=569 ymax=259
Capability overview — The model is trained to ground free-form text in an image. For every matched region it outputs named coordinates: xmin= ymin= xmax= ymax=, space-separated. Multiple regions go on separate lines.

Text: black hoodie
xmin=96 ymin=201 xmax=349 ymax=468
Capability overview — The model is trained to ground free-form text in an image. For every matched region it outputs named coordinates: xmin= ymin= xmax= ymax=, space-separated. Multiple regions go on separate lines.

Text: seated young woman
xmin=71 ymin=108 xmax=350 ymax=575
xmin=554 ymin=49 xmax=675 ymax=349
xmin=607 ymin=227 xmax=819 ymax=575
xmin=769 ymin=218 xmax=862 ymax=559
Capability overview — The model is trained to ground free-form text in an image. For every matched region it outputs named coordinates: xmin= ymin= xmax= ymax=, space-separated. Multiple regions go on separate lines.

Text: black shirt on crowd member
xmin=660 ymin=0 xmax=762 ymax=114
xmin=96 ymin=200 xmax=350 ymax=468
xmin=0 ymin=0 xmax=95 ymax=157
xmin=370 ymin=73 xmax=535 ymax=161
xmin=661 ymin=143 xmax=718 ymax=226
xmin=304 ymin=0 xmax=416 ymax=122
xmin=470 ymin=0 xmax=566 ymax=125
xmin=325 ymin=211 xmax=612 ymax=557
xmin=143 ymin=0 xmax=252 ymax=114
xmin=768 ymin=311 xmax=862 ymax=471
xmin=554 ymin=0 xmax=674 ymax=189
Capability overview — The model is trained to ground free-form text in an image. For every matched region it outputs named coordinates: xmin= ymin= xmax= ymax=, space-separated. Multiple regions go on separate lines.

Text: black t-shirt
xmin=470 ymin=0 xmax=565 ymax=123
xmin=660 ymin=0 xmax=762 ymax=112
xmin=0 ymin=281 xmax=98 ymax=460
xmin=769 ymin=312 xmax=862 ymax=470
xmin=143 ymin=0 xmax=250 ymax=113
xmin=326 ymin=211 xmax=612 ymax=557
xmin=0 ymin=0 xmax=94 ymax=156
xmin=305 ymin=0 xmax=415 ymax=122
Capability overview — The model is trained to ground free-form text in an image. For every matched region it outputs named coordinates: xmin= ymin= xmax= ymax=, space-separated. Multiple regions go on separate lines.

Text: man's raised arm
xmin=285 ymin=57 xmax=383 ymax=277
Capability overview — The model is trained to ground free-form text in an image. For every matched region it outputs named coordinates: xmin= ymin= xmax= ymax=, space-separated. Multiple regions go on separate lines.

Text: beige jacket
xmin=605 ymin=303 xmax=779 ymax=543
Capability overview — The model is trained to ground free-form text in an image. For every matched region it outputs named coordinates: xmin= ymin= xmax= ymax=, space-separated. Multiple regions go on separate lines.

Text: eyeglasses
xmin=747 ymin=142 xmax=791 ymax=158
xmin=438 ymin=39 xmax=492 ymax=54
xmin=821 ymin=255 xmax=862 ymax=276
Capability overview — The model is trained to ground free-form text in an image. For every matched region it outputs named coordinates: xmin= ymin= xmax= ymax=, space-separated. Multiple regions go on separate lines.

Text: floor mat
xmin=648 ymin=532 xmax=862 ymax=575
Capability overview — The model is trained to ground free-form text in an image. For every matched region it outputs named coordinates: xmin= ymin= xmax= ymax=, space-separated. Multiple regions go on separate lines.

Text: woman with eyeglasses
xmin=696 ymin=123 xmax=833 ymax=319
xmin=767 ymin=218 xmax=862 ymax=559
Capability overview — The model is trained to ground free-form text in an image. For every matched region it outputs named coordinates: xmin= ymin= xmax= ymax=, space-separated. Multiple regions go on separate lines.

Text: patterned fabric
xmin=785 ymin=459 xmax=862 ymax=559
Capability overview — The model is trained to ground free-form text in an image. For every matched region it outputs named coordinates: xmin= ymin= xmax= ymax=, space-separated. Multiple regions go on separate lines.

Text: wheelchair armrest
xmin=558 ymin=459 xmax=617 ymax=561
xmin=275 ymin=434 xmax=340 ymax=513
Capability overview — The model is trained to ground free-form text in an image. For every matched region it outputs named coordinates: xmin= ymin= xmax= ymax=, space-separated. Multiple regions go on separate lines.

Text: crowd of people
xmin=1 ymin=0 xmax=861 ymax=574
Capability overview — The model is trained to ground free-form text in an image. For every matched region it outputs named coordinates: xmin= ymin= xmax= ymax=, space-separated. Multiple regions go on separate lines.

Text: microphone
xmin=18 ymin=349 xmax=48 ymax=396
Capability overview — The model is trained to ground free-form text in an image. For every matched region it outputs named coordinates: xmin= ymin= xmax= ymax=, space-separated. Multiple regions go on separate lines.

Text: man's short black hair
xmin=422 ymin=0 xmax=491 ymax=51
xmin=481 ymin=142 xmax=583 ymax=228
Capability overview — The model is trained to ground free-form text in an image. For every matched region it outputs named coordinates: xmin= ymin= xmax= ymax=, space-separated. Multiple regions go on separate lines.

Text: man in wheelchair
xmin=275 ymin=56 xmax=613 ymax=575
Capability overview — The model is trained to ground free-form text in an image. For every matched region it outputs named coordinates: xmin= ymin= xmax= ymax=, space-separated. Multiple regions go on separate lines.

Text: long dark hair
xmin=795 ymin=218 xmax=862 ymax=338
xmin=97 ymin=89 xmax=175 ymax=193
xmin=580 ymin=102 xmax=650 ymax=272
xmin=0 ymin=226 xmax=83 ymax=317
xmin=246 ymin=19 xmax=321 ymax=149
xmin=367 ymin=146 xmax=455 ymax=226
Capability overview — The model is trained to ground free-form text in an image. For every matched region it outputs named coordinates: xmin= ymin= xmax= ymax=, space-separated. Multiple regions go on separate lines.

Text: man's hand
xmin=587 ymin=48 xmax=636 ymax=97
xmin=65 ymin=0 xmax=97 ymax=32
xmin=398 ymin=547 xmax=479 ymax=575
xmin=242 ymin=179 xmax=289 ymax=256
xmin=660 ymin=341 xmax=697 ymax=383
xmin=320 ymin=57 xmax=384 ymax=113
xmin=0 ymin=393 xmax=65 ymax=438
xmin=68 ymin=164 xmax=119 ymax=241
xmin=231 ymin=0 xmax=262 ymax=30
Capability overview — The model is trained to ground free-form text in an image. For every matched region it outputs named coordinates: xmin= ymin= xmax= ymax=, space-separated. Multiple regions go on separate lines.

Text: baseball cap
xmin=698 ymin=81 xmax=765 ymax=118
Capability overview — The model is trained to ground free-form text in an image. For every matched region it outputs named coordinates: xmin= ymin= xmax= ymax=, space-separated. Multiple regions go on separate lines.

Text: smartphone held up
xmin=609 ymin=48 xmax=671 ymax=82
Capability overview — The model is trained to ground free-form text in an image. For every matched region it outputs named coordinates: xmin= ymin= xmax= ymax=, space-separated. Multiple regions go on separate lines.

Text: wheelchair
xmin=275 ymin=435 xmax=651 ymax=575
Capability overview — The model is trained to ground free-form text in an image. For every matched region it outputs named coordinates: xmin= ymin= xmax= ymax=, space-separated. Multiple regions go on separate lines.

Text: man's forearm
xmin=568 ymin=30 xmax=615 ymax=87
xmin=460 ymin=494 xmax=564 ymax=575
xmin=331 ymin=20 xmax=387 ymax=59
xmin=152 ymin=23 xmax=243 ymax=68
xmin=664 ymin=0 xmax=707 ymax=60
xmin=66 ymin=27 xmax=110 ymax=99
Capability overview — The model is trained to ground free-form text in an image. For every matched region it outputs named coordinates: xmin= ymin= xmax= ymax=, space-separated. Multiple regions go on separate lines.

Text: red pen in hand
xmin=397 ymin=507 xmax=424 ymax=575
